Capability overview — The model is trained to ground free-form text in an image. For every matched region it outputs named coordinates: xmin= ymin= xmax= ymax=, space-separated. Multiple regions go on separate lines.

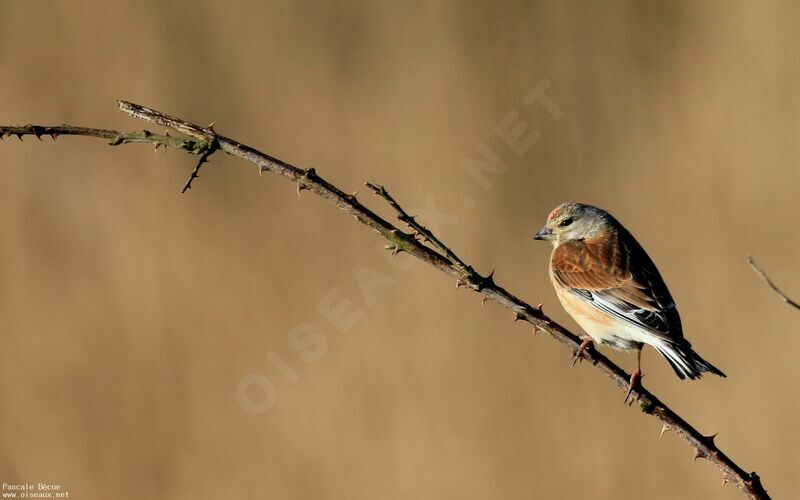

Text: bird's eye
xmin=560 ymin=218 xmax=573 ymax=227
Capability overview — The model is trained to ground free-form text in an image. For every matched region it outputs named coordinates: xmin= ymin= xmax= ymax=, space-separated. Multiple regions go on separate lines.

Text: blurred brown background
xmin=1 ymin=1 xmax=798 ymax=499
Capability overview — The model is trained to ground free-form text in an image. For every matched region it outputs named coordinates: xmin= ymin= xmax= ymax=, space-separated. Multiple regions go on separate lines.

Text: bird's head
xmin=533 ymin=202 xmax=613 ymax=246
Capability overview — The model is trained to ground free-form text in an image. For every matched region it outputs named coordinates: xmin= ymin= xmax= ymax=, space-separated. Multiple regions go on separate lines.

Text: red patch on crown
xmin=547 ymin=206 xmax=561 ymax=220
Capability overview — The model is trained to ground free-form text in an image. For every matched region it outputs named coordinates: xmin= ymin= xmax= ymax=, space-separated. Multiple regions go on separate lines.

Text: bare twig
xmin=0 ymin=103 xmax=770 ymax=500
xmin=181 ymin=138 xmax=218 ymax=193
xmin=0 ymin=123 xmax=198 ymax=151
xmin=747 ymin=256 xmax=800 ymax=310
xmin=365 ymin=182 xmax=472 ymax=272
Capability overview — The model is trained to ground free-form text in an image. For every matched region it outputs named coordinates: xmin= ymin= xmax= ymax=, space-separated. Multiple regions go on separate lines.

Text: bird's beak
xmin=533 ymin=226 xmax=554 ymax=241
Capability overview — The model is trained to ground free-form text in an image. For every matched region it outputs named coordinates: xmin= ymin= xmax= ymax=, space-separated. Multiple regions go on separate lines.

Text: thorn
xmin=705 ymin=433 xmax=718 ymax=446
xmin=481 ymin=297 xmax=488 ymax=307
xmin=514 ymin=312 xmax=525 ymax=322
xmin=532 ymin=327 xmax=539 ymax=336
xmin=207 ymin=121 xmax=217 ymax=131
xmin=49 ymin=133 xmax=59 ymax=140
xmin=722 ymin=479 xmax=727 ymax=488
xmin=14 ymin=133 xmax=23 ymax=141
xmin=477 ymin=269 xmax=496 ymax=291
xmin=456 ymin=281 xmax=464 ymax=289
xmin=297 ymin=184 xmax=308 ymax=197
xmin=535 ymin=303 xmax=544 ymax=312
xmin=349 ymin=191 xmax=358 ymax=202
xmin=154 ymin=142 xmax=162 ymax=152
xmin=304 ymin=167 xmax=316 ymax=178
xmin=693 ymin=449 xmax=704 ymax=462
xmin=29 ymin=125 xmax=44 ymax=140
xmin=383 ymin=242 xmax=403 ymax=256
xmin=660 ymin=424 xmax=669 ymax=437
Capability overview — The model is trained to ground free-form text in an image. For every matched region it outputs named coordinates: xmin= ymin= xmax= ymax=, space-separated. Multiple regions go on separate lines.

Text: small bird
xmin=533 ymin=202 xmax=725 ymax=401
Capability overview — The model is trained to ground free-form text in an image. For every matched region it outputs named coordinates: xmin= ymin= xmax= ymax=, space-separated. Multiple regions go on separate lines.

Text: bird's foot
xmin=570 ymin=338 xmax=594 ymax=367
xmin=624 ymin=368 xmax=643 ymax=406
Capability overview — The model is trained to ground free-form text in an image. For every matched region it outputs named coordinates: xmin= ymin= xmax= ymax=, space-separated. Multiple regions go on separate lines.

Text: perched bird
xmin=533 ymin=202 xmax=725 ymax=401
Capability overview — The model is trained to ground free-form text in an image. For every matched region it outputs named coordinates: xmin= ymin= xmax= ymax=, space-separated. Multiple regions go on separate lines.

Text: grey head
xmin=533 ymin=202 xmax=617 ymax=247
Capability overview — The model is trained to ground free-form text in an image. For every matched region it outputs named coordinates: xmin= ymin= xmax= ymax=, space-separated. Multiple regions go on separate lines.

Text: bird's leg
xmin=570 ymin=338 xmax=594 ymax=367
xmin=624 ymin=348 xmax=644 ymax=405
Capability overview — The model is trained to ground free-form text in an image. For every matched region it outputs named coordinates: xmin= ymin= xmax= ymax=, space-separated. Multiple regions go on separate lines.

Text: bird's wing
xmin=550 ymin=229 xmax=683 ymax=340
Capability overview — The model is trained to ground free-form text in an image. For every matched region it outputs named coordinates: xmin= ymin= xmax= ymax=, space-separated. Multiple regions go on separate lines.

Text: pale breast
xmin=550 ymin=271 xmax=642 ymax=351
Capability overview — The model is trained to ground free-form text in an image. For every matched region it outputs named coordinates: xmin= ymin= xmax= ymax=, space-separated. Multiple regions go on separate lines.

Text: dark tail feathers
xmin=653 ymin=340 xmax=726 ymax=380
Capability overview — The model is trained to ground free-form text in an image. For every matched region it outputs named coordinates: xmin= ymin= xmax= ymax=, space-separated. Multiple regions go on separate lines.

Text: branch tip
xmin=747 ymin=256 xmax=800 ymax=310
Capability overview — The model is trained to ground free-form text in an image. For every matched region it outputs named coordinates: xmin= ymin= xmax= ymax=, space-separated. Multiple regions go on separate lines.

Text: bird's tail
xmin=652 ymin=339 xmax=726 ymax=380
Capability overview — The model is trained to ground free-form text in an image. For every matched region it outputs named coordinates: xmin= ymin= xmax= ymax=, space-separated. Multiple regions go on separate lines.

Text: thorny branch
xmin=364 ymin=182 xmax=471 ymax=272
xmin=0 ymin=123 xmax=199 ymax=151
xmin=748 ymin=256 xmax=800 ymax=311
xmin=0 ymin=103 xmax=770 ymax=500
xmin=181 ymin=137 xmax=219 ymax=193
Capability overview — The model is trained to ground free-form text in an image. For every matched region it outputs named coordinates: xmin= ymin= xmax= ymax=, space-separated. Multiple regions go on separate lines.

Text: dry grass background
xmin=1 ymin=1 xmax=798 ymax=499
